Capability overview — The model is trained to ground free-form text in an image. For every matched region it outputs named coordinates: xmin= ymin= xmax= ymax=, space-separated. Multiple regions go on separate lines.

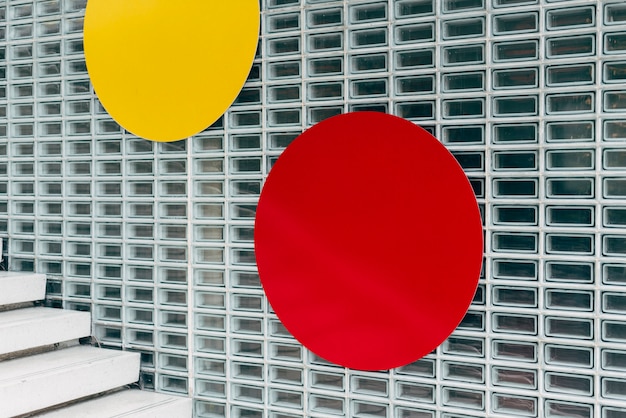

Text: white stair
xmin=0 ymin=307 xmax=91 ymax=355
xmin=0 ymin=271 xmax=46 ymax=306
xmin=35 ymin=389 xmax=193 ymax=417
xmin=0 ymin=272 xmax=192 ymax=417
xmin=0 ymin=346 xmax=139 ymax=418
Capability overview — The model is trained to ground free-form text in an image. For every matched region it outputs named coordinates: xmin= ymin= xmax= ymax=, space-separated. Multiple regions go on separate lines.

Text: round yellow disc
xmin=84 ymin=0 xmax=260 ymax=142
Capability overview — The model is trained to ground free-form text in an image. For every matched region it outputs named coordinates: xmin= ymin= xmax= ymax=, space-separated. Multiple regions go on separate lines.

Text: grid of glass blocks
xmin=1 ymin=0 xmax=626 ymax=417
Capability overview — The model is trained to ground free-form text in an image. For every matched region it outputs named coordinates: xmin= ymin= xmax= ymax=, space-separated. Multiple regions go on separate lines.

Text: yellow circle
xmin=84 ymin=0 xmax=260 ymax=142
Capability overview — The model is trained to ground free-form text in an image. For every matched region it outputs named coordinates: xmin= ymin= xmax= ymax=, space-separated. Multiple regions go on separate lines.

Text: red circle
xmin=254 ymin=112 xmax=483 ymax=370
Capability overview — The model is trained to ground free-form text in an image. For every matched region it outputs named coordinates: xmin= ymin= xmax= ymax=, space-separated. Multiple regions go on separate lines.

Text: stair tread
xmin=35 ymin=389 xmax=192 ymax=417
xmin=0 ymin=306 xmax=88 ymax=325
xmin=0 ymin=271 xmax=45 ymax=279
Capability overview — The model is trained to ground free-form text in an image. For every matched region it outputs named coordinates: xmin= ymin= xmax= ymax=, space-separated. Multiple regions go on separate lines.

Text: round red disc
xmin=254 ymin=112 xmax=483 ymax=370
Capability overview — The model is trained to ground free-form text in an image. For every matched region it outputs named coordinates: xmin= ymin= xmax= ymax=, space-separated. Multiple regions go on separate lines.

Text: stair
xmin=0 ymin=271 xmax=46 ymax=306
xmin=36 ymin=390 xmax=193 ymax=417
xmin=0 ymin=307 xmax=90 ymax=355
xmin=0 ymin=346 xmax=139 ymax=417
xmin=0 ymin=272 xmax=192 ymax=417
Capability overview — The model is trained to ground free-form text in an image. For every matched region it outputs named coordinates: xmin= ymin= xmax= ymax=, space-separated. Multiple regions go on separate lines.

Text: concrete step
xmin=35 ymin=389 xmax=192 ymax=417
xmin=0 ymin=345 xmax=140 ymax=418
xmin=0 ymin=307 xmax=91 ymax=356
xmin=0 ymin=271 xmax=46 ymax=307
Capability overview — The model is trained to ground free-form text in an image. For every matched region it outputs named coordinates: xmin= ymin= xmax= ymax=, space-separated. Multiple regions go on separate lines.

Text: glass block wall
xmin=1 ymin=0 xmax=626 ymax=417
